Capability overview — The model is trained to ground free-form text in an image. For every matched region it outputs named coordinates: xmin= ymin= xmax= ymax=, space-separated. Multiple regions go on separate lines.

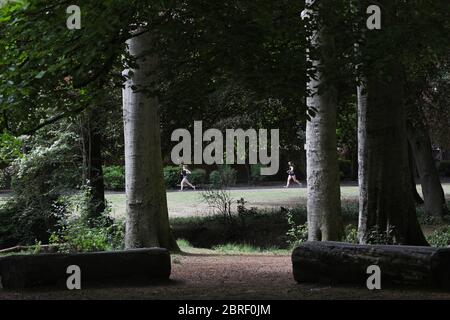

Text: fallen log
xmin=292 ymin=241 xmax=450 ymax=288
xmin=0 ymin=248 xmax=171 ymax=289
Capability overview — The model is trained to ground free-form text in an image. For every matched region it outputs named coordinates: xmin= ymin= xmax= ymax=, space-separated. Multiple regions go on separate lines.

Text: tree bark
xmin=79 ymin=108 xmax=106 ymax=223
xmin=408 ymin=143 xmax=424 ymax=205
xmin=357 ymin=68 xmax=427 ymax=245
xmin=407 ymin=113 xmax=448 ymax=218
xmin=305 ymin=0 xmax=343 ymax=241
xmin=122 ymin=30 xmax=179 ymax=251
xmin=357 ymin=1 xmax=427 ymax=246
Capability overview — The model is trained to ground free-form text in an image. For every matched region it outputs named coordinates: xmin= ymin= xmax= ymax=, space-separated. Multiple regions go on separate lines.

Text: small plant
xmin=200 ymin=187 xmax=234 ymax=224
xmin=366 ymin=225 xmax=395 ymax=245
xmin=236 ymin=197 xmax=257 ymax=227
xmin=286 ymin=210 xmax=308 ymax=246
xmin=426 ymin=226 xmax=450 ymax=247
xmin=344 ymin=225 xmax=358 ymax=244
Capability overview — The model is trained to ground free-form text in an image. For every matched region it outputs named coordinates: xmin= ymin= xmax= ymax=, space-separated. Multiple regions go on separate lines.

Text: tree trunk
xmin=357 ymin=1 xmax=427 ymax=246
xmin=80 ymin=108 xmax=106 ymax=223
xmin=407 ymin=114 xmax=448 ymax=218
xmin=357 ymin=69 xmax=427 ymax=245
xmin=305 ymin=0 xmax=343 ymax=241
xmin=408 ymin=143 xmax=424 ymax=205
xmin=122 ymin=30 xmax=179 ymax=251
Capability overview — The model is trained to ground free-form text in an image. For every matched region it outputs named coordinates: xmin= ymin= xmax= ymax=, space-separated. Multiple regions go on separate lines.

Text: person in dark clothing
xmin=284 ymin=161 xmax=302 ymax=188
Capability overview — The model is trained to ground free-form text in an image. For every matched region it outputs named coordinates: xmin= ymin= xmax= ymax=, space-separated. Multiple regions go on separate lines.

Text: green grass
xmin=211 ymin=243 xmax=291 ymax=255
xmin=105 ymin=183 xmax=450 ymax=219
xmin=176 ymin=238 xmax=291 ymax=255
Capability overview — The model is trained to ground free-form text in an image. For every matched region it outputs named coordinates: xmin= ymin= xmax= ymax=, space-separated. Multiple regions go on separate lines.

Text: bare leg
xmin=292 ymin=176 xmax=302 ymax=186
xmin=285 ymin=176 xmax=292 ymax=188
xmin=184 ymin=178 xmax=195 ymax=190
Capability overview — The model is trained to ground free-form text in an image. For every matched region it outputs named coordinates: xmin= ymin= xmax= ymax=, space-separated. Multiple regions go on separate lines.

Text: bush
xmin=103 ymin=165 xmax=125 ymax=191
xmin=286 ymin=210 xmax=308 ymax=246
xmin=49 ymin=188 xmax=124 ymax=252
xmin=339 ymin=159 xmax=352 ymax=180
xmin=164 ymin=166 xmax=181 ymax=188
xmin=189 ymin=168 xmax=207 ymax=185
xmin=0 ymin=131 xmax=79 ymax=248
xmin=209 ymin=165 xmax=237 ymax=187
xmin=438 ymin=160 xmax=450 ymax=177
xmin=426 ymin=227 xmax=450 ymax=247
xmin=50 ymin=217 xmax=124 ymax=253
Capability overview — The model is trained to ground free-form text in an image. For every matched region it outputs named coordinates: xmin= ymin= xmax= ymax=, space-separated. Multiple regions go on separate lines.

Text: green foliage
xmin=49 ymin=218 xmax=124 ymax=253
xmin=426 ymin=226 xmax=450 ymax=247
xmin=344 ymin=225 xmax=358 ymax=244
xmin=209 ymin=165 xmax=237 ymax=187
xmin=49 ymin=187 xmax=124 ymax=252
xmin=0 ymin=128 xmax=80 ymax=248
xmin=286 ymin=209 xmax=308 ymax=246
xmin=189 ymin=168 xmax=207 ymax=185
xmin=0 ymin=132 xmax=23 ymax=163
xmin=164 ymin=165 xmax=181 ymax=188
xmin=103 ymin=165 xmax=125 ymax=191
xmin=438 ymin=161 xmax=450 ymax=178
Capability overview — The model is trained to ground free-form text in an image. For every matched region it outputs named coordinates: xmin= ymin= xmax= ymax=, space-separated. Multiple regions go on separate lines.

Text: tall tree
xmin=122 ymin=30 xmax=178 ymax=250
xmin=304 ymin=0 xmax=343 ymax=241
xmin=356 ymin=1 xmax=427 ymax=245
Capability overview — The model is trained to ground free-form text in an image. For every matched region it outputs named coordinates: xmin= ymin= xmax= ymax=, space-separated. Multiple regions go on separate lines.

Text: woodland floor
xmin=2 ymin=253 xmax=450 ymax=300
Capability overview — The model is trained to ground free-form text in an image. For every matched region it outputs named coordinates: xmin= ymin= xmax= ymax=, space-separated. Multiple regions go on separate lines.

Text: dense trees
xmin=0 ymin=0 xmax=448 ymax=250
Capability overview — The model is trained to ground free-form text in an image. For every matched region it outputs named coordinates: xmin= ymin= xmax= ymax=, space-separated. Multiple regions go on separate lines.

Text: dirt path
xmin=1 ymin=254 xmax=450 ymax=300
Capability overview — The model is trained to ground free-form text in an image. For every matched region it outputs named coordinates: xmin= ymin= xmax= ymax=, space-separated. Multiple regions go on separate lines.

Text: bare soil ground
xmin=1 ymin=254 xmax=450 ymax=300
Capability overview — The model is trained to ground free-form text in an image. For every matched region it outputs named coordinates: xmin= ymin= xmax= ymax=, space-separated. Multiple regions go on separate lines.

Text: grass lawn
xmin=106 ymin=183 xmax=450 ymax=219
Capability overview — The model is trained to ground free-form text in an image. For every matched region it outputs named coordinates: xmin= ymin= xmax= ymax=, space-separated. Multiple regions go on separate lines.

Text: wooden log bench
xmin=0 ymin=248 xmax=171 ymax=289
xmin=292 ymin=241 xmax=450 ymax=289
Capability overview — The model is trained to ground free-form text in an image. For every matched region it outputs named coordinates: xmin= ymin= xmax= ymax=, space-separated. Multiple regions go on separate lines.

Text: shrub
xmin=200 ymin=188 xmax=234 ymax=223
xmin=50 ymin=217 xmax=124 ymax=252
xmin=189 ymin=168 xmax=207 ymax=185
xmin=438 ymin=160 xmax=450 ymax=177
xmin=209 ymin=165 xmax=237 ymax=187
xmin=426 ymin=227 xmax=450 ymax=247
xmin=0 ymin=131 xmax=79 ymax=248
xmin=164 ymin=166 xmax=181 ymax=188
xmin=103 ymin=165 xmax=125 ymax=191
xmin=286 ymin=209 xmax=308 ymax=246
xmin=344 ymin=225 xmax=358 ymax=244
